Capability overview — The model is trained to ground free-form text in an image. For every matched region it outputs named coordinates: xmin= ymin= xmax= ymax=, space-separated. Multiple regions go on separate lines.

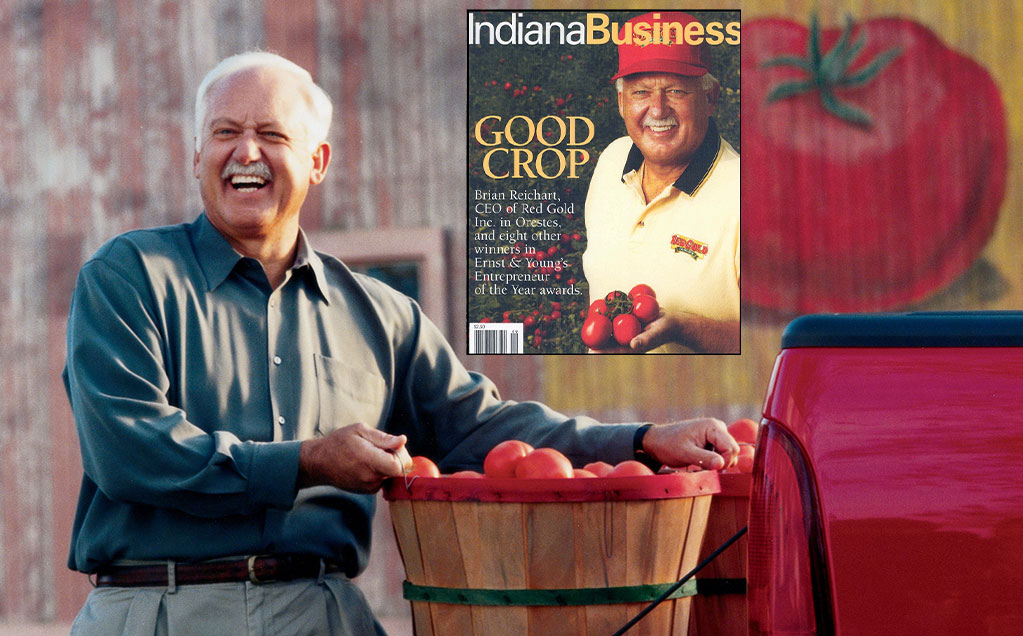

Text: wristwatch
xmin=632 ymin=424 xmax=661 ymax=470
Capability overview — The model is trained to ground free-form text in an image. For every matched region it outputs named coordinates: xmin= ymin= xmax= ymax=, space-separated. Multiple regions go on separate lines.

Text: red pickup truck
xmin=748 ymin=312 xmax=1023 ymax=635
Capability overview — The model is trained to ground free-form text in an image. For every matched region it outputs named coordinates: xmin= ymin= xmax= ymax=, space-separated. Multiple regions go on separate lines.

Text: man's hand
xmin=642 ymin=418 xmax=740 ymax=470
xmin=629 ymin=313 xmax=739 ymax=354
xmin=297 ymin=423 xmax=412 ymax=493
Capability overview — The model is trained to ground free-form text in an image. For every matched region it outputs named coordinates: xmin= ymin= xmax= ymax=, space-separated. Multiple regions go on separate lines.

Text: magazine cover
xmin=467 ymin=10 xmax=740 ymax=354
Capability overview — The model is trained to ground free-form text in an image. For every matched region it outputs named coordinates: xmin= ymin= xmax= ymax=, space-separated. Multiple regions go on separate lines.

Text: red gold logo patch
xmin=671 ymin=234 xmax=708 ymax=260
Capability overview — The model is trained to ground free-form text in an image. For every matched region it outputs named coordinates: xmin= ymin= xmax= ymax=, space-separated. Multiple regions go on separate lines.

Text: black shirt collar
xmin=621 ymin=118 xmax=722 ymax=196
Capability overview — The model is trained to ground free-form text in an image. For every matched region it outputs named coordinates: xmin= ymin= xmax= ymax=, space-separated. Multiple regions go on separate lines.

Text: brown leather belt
xmin=95 ymin=555 xmax=341 ymax=587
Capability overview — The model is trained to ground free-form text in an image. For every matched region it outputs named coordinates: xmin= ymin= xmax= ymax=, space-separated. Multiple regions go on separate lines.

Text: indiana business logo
xmin=671 ymin=234 xmax=708 ymax=260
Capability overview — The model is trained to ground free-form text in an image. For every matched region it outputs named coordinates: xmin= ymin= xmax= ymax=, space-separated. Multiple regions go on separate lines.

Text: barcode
xmin=469 ymin=323 xmax=523 ymax=354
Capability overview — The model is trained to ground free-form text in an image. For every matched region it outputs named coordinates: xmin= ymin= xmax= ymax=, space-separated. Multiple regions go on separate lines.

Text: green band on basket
xmin=402 ymin=579 xmax=699 ymax=606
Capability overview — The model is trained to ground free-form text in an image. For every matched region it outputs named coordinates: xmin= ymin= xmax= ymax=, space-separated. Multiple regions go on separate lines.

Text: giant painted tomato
xmin=743 ymin=16 xmax=1006 ymax=313
xmin=483 ymin=440 xmax=534 ymax=478
xmin=580 ymin=314 xmax=613 ymax=349
xmin=612 ymin=314 xmax=642 ymax=346
xmin=514 ymin=448 xmax=574 ymax=479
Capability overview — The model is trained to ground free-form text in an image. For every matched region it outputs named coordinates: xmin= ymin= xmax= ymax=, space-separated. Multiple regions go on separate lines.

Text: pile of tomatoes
xmin=580 ymin=284 xmax=660 ymax=349
xmin=404 ymin=440 xmax=657 ymax=480
xmin=403 ymin=418 xmax=760 ymax=480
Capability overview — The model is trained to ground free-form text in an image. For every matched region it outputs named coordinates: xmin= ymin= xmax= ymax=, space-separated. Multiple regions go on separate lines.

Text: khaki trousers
xmin=70 ymin=573 xmax=387 ymax=636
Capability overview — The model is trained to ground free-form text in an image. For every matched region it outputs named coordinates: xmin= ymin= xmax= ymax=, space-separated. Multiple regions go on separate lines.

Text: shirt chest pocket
xmin=314 ymin=353 xmax=389 ymax=435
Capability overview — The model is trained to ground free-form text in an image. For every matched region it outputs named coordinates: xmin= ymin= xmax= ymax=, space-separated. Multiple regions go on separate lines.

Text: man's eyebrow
xmin=207 ymin=117 xmax=284 ymax=130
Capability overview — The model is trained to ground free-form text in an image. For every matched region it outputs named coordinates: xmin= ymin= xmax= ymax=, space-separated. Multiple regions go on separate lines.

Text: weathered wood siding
xmin=0 ymin=0 xmax=497 ymax=623
xmin=6 ymin=0 xmax=1023 ymax=627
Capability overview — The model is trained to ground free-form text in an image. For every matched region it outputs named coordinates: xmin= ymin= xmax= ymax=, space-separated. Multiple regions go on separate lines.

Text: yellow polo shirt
xmin=582 ymin=120 xmax=739 ymax=353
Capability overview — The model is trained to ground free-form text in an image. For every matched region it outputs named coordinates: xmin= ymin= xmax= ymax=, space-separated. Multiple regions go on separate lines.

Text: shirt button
xmin=269 ymin=298 xmax=278 ymax=308
xmin=273 ymin=356 xmax=282 ymax=365
xmin=278 ymin=415 xmax=286 ymax=425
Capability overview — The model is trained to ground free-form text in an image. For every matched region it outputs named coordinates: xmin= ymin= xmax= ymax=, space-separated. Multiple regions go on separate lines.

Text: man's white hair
xmin=615 ymin=73 xmax=719 ymax=94
xmin=193 ymin=51 xmax=333 ymax=149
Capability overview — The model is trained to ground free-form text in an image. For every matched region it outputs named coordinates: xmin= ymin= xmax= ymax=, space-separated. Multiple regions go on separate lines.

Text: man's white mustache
xmin=221 ymin=160 xmax=272 ymax=181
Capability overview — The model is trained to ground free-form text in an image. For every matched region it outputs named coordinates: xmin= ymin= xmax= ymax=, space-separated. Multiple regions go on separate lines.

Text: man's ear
xmin=706 ymin=81 xmax=720 ymax=116
xmin=193 ymin=142 xmax=201 ymax=179
xmin=617 ymin=90 xmax=625 ymax=120
xmin=309 ymin=142 xmax=331 ymax=185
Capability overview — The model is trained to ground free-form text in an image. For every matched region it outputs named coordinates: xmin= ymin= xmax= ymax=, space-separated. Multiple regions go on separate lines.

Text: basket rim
xmin=383 ymin=469 xmax=721 ymax=502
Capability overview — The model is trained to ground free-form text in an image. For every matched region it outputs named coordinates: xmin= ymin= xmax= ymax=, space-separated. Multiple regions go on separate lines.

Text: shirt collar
xmin=621 ymin=117 xmax=723 ymax=197
xmin=190 ymin=213 xmax=331 ymax=304
xmin=192 ymin=213 xmax=242 ymax=291
xmin=294 ymin=229 xmax=332 ymax=305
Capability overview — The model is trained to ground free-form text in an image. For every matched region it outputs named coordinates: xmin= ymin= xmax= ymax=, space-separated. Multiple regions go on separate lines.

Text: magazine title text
xmin=469 ymin=12 xmax=741 ymax=47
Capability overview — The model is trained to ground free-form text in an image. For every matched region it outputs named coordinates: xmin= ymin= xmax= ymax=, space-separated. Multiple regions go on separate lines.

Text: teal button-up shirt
xmin=63 ymin=214 xmax=639 ymax=574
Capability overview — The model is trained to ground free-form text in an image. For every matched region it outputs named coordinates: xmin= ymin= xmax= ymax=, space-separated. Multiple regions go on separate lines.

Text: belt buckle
xmin=247 ymin=555 xmax=275 ymax=585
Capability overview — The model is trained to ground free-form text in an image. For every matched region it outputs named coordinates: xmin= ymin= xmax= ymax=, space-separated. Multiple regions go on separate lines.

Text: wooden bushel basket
xmin=385 ymin=471 xmax=720 ymax=636
xmin=690 ymin=473 xmax=751 ymax=636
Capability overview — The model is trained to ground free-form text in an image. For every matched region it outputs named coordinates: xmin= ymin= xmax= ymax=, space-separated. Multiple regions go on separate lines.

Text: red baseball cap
xmin=612 ymin=12 xmax=711 ymax=80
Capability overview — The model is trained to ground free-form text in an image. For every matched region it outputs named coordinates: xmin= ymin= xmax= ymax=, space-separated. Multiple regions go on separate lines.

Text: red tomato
xmin=630 ymin=294 xmax=660 ymax=324
xmin=736 ymin=445 xmax=755 ymax=474
xmin=727 ymin=418 xmax=760 ymax=445
xmin=573 ymin=468 xmax=598 ymax=478
xmin=607 ymin=460 xmax=656 ymax=477
xmin=629 ymin=284 xmax=656 ymax=299
xmin=744 ymin=17 xmax=1006 ymax=312
xmin=588 ymin=299 xmax=609 ymax=316
xmin=514 ymin=448 xmax=574 ymax=479
xmin=407 ymin=456 xmax=441 ymax=478
xmin=449 ymin=470 xmax=484 ymax=479
xmin=603 ymin=290 xmax=633 ymax=318
xmin=580 ymin=314 xmax=612 ymax=349
xmin=483 ymin=440 xmax=534 ymax=478
xmin=583 ymin=461 xmax=614 ymax=477
xmin=612 ymin=314 xmax=642 ymax=346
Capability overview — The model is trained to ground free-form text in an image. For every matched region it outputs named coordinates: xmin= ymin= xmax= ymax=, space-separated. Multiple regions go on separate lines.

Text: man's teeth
xmin=230 ymin=175 xmax=268 ymax=191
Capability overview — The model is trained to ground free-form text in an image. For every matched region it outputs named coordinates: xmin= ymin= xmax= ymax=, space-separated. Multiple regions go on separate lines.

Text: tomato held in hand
xmin=484 ymin=440 xmax=534 ymax=478
xmin=407 ymin=456 xmax=441 ymax=478
xmin=629 ymin=284 xmax=656 ymax=299
xmin=581 ymin=314 xmax=613 ymax=349
xmin=612 ymin=314 xmax=642 ymax=346
xmin=514 ymin=448 xmax=574 ymax=479
xmin=607 ymin=460 xmax=656 ymax=477
xmin=631 ymin=294 xmax=660 ymax=324
xmin=588 ymin=298 xmax=609 ymax=316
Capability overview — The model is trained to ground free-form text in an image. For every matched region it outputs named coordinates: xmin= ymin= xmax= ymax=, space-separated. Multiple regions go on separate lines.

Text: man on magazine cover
xmin=62 ymin=51 xmax=739 ymax=635
xmin=582 ymin=11 xmax=740 ymax=354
